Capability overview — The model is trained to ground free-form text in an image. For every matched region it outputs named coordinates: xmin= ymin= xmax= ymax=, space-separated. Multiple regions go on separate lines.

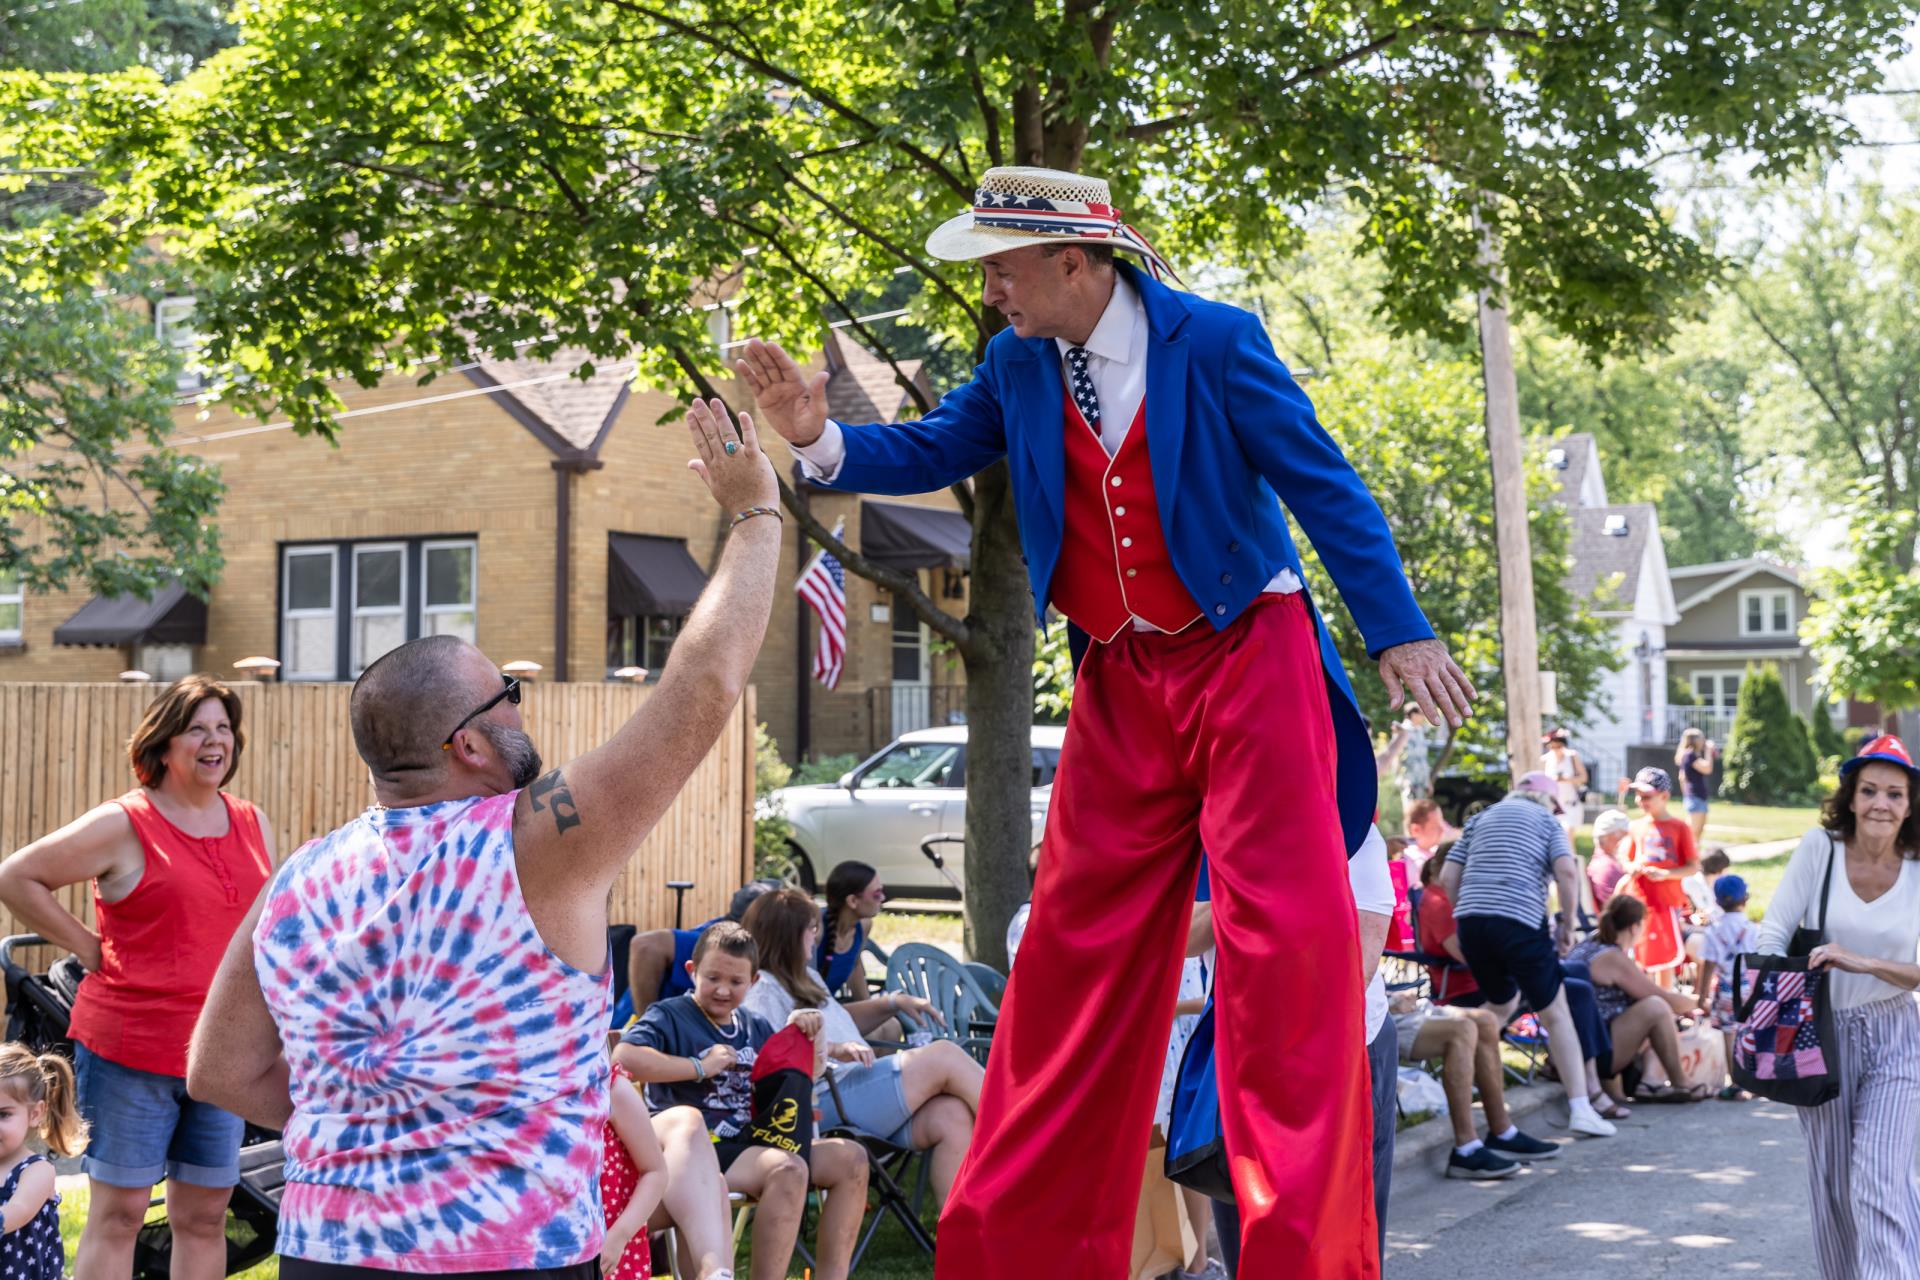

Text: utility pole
xmin=1475 ymin=206 xmax=1543 ymax=780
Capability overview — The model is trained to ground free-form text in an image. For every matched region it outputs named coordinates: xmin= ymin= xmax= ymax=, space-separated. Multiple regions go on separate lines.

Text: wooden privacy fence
xmin=0 ymin=681 xmax=755 ymax=943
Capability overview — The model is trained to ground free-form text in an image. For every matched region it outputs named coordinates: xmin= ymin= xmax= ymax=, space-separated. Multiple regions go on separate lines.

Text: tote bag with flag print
xmin=1729 ymin=953 xmax=1840 ymax=1107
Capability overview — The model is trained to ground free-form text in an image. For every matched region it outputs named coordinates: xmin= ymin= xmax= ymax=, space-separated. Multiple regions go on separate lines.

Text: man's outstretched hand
xmin=1378 ymin=639 xmax=1476 ymax=729
xmin=735 ymin=339 xmax=829 ymax=447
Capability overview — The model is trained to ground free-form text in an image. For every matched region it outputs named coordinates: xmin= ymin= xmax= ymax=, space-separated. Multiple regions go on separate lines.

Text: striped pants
xmin=1800 ymin=995 xmax=1920 ymax=1280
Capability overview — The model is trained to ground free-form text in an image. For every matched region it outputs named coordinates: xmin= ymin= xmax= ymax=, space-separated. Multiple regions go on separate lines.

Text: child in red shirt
xmin=1623 ymin=767 xmax=1700 ymax=980
xmin=601 ymin=1062 xmax=669 ymax=1280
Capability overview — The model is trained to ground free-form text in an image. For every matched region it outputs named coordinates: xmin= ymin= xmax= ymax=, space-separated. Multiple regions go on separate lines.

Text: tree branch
xmin=771 ymin=160 xmax=986 ymax=332
xmin=602 ymin=0 xmax=973 ymax=200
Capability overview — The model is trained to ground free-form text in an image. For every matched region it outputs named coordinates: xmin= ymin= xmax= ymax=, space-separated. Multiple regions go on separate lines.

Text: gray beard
xmin=479 ymin=721 xmax=544 ymax=789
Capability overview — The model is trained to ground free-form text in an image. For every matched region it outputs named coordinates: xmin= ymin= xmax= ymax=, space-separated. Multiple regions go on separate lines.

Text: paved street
xmin=1386 ymin=1094 xmax=1822 ymax=1278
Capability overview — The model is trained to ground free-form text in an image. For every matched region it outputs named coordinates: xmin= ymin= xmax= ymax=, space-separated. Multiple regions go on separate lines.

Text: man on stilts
xmin=737 ymin=166 xmax=1474 ymax=1280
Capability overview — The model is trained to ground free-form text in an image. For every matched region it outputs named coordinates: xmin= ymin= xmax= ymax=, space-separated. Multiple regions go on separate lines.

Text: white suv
xmin=766 ymin=725 xmax=1064 ymax=898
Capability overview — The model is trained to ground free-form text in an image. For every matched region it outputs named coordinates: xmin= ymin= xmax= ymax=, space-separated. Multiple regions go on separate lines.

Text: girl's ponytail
xmin=34 ymin=1053 xmax=87 ymax=1157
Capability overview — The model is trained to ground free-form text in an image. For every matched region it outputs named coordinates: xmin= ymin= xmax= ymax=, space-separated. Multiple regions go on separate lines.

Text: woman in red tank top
xmin=0 ymin=674 xmax=274 ymax=1280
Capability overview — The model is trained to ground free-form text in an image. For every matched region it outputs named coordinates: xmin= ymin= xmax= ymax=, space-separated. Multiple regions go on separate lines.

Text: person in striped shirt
xmin=1438 ymin=772 xmax=1617 ymax=1139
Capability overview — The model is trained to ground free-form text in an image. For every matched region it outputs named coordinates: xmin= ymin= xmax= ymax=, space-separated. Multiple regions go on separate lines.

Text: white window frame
xmin=0 ymin=573 xmax=21 ymax=644
xmin=420 ymin=538 xmax=478 ymax=641
xmin=281 ymin=547 xmax=339 ymax=681
xmin=350 ymin=542 xmax=409 ymax=676
xmin=1692 ymin=669 xmax=1744 ymax=710
xmin=1739 ymin=587 xmax=1795 ymax=638
xmin=890 ymin=588 xmax=928 ymax=685
xmin=154 ymin=296 xmax=201 ymax=392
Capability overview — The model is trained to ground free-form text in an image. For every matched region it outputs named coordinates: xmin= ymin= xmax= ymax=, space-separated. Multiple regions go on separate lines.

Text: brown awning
xmin=608 ymin=533 xmax=708 ymax=617
xmin=860 ymin=500 xmax=971 ymax=571
xmin=53 ymin=583 xmax=207 ymax=647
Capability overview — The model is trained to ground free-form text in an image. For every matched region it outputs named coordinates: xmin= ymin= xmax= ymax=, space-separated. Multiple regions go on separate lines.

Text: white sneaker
xmin=1567 ymin=1106 xmax=1617 ymax=1138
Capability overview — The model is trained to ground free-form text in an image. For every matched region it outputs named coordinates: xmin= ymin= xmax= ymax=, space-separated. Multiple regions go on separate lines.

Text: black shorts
xmin=1455 ymin=914 xmax=1563 ymax=1012
xmin=281 ymin=1259 xmax=598 ymax=1280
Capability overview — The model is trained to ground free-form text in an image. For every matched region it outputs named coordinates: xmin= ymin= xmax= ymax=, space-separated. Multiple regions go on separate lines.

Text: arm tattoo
xmin=528 ymin=769 xmax=582 ymax=835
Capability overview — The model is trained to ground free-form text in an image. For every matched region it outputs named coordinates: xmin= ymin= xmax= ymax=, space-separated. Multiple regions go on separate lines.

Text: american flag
xmin=797 ymin=535 xmax=847 ymax=689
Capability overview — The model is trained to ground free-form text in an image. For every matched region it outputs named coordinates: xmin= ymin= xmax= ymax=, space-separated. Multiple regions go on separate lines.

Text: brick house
xmin=1 ymin=326 xmax=970 ymax=761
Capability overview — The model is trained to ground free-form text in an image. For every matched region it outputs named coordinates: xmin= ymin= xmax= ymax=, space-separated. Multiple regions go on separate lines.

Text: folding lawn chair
xmin=820 ymin=1068 xmax=937 ymax=1270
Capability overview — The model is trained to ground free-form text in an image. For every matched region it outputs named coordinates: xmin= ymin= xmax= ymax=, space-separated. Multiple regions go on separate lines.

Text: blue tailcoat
xmin=822 ymin=263 xmax=1434 ymax=851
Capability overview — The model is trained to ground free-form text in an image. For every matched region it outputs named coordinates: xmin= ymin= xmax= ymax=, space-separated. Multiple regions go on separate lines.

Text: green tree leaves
xmin=1723 ymin=663 xmax=1819 ymax=804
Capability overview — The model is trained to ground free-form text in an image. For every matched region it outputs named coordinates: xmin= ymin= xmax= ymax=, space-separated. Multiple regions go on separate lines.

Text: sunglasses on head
xmin=443 ymin=675 xmax=521 ymax=751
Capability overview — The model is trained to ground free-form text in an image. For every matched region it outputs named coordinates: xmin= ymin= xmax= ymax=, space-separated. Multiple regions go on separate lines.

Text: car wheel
xmin=765 ymin=843 xmax=817 ymax=894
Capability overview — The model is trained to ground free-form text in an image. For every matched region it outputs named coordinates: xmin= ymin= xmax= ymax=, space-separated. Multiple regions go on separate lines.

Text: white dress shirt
xmin=1351 ymin=824 xmax=1395 ymax=1041
xmin=793 ymin=275 xmax=1302 ymax=610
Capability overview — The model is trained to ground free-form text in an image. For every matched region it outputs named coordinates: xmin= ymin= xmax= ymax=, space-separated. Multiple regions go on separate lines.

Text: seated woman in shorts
xmin=741 ymin=888 xmax=983 ymax=1205
xmin=615 ymin=922 xmax=871 ymax=1280
xmin=1565 ymin=895 xmax=1709 ymax=1104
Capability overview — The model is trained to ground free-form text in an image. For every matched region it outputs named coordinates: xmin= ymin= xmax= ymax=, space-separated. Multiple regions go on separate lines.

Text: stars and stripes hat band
xmin=925 ymin=165 xmax=1183 ymax=284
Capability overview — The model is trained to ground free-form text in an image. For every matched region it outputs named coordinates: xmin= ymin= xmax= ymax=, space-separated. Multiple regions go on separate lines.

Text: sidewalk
xmin=1723 ymin=837 xmax=1797 ymax=864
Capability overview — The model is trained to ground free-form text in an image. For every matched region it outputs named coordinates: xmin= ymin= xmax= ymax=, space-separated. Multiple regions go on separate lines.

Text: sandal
xmin=1594 ymin=1097 xmax=1632 ymax=1120
xmin=1716 ymin=1085 xmax=1753 ymax=1102
xmin=1637 ymin=1083 xmax=1710 ymax=1104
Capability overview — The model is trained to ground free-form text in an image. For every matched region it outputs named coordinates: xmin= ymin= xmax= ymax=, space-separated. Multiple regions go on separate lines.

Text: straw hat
xmin=925 ymin=166 xmax=1180 ymax=282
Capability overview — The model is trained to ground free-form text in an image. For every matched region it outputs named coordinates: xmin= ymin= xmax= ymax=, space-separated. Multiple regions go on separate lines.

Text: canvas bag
xmin=1730 ymin=836 xmax=1841 ymax=1107
xmin=1164 ymin=999 xmax=1233 ymax=1201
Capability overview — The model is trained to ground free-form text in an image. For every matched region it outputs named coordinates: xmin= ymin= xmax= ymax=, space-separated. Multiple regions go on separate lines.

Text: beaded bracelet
xmin=731 ymin=506 xmax=782 ymax=529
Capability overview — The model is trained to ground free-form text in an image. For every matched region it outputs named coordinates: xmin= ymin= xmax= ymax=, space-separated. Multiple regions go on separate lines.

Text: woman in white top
xmin=1756 ymin=735 xmax=1920 ymax=1280
xmin=740 ymin=888 xmax=985 ymax=1204
xmin=1541 ymin=729 xmax=1588 ymax=838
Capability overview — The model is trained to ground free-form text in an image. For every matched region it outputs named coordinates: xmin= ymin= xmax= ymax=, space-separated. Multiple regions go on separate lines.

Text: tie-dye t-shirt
xmin=254 ymin=792 xmax=612 ymax=1272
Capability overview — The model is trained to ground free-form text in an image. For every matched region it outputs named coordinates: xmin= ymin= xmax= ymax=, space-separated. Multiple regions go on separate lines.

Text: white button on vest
xmin=1110 ymin=476 xmax=1123 ymax=487
xmin=1126 ymin=568 xmax=1138 ymax=578
xmin=1121 ymin=537 xmax=1133 ymax=548
xmin=1115 ymin=506 xmax=1127 ymax=516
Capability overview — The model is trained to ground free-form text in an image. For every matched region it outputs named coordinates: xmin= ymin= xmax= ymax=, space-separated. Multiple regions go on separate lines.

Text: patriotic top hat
xmin=925 ymin=166 xmax=1181 ymax=283
xmin=1840 ymin=734 xmax=1917 ymax=778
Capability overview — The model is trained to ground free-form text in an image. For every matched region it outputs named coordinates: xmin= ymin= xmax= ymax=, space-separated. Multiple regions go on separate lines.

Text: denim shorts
xmin=1684 ymin=795 xmax=1710 ymax=814
xmin=816 ymin=1055 xmax=915 ymax=1146
xmin=74 ymin=1043 xmax=243 ymax=1188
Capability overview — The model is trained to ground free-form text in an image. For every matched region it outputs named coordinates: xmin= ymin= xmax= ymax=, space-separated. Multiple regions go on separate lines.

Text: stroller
xmin=0 ymin=935 xmax=284 ymax=1278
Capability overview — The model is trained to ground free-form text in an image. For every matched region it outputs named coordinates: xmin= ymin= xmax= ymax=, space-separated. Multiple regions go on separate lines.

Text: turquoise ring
xmin=724 ymin=441 xmax=739 ymax=455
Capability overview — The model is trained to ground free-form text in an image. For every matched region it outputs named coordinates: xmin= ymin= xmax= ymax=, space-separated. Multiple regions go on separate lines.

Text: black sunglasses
xmin=442 ymin=675 xmax=521 ymax=751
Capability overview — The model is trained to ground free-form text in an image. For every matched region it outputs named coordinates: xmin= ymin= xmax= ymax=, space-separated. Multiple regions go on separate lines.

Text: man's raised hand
xmin=1378 ymin=638 xmax=1477 ymax=729
xmin=735 ymin=339 xmax=829 ymax=447
xmin=685 ymin=397 xmax=777 ymax=512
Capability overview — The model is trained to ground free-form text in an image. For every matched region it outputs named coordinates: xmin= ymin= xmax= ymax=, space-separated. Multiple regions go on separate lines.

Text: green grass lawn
xmin=1700 ymin=802 xmax=1821 ymax=847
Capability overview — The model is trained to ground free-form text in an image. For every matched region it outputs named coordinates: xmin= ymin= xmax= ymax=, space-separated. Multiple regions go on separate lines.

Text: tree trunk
xmin=960 ymin=460 xmax=1036 ymax=971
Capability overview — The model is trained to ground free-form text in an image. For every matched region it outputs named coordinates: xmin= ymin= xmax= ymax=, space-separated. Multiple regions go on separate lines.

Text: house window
xmin=0 ymin=574 xmax=20 ymax=644
xmin=154 ymin=296 xmax=201 ymax=392
xmin=282 ymin=547 xmax=339 ymax=680
xmin=1740 ymin=588 xmax=1794 ymax=637
xmin=422 ymin=541 xmax=478 ymax=641
xmin=136 ymin=643 xmax=195 ymax=683
xmin=891 ymin=591 xmax=924 ymax=682
xmin=280 ymin=538 xmax=476 ymax=680
xmin=605 ymin=615 xmax=682 ymax=676
xmin=1692 ymin=671 xmax=1743 ymax=710
xmin=351 ymin=544 xmax=408 ymax=675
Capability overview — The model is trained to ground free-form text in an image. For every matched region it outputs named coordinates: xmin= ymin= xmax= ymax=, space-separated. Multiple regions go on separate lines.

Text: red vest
xmin=1049 ymin=390 xmax=1204 ymax=641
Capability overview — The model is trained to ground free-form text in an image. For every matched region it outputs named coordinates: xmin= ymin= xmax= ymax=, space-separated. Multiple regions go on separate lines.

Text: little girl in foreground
xmin=0 ymin=1043 xmax=90 ymax=1280
xmin=600 ymin=1059 xmax=668 ymax=1280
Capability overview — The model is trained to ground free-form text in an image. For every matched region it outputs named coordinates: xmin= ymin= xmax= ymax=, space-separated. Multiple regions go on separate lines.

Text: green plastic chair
xmin=884 ymin=942 xmax=999 ymax=1062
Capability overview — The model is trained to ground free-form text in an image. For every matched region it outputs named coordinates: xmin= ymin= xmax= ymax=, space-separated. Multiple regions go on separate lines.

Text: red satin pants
xmin=935 ymin=593 xmax=1378 ymax=1279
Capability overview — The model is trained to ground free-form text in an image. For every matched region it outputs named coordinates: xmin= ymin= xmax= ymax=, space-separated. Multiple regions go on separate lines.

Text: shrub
xmin=1722 ymin=665 xmax=1818 ymax=804
xmin=753 ymin=724 xmax=795 ymax=874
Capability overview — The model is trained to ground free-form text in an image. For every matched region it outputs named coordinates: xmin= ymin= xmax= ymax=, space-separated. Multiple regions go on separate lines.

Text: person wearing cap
xmin=1439 ymin=775 xmax=1617 ymax=1139
xmin=1757 ymin=735 xmax=1920 ymax=1278
xmin=732 ymin=166 xmax=1474 ymax=1278
xmin=1539 ymin=728 xmax=1588 ymax=839
xmin=1622 ymin=767 xmax=1700 ymax=983
xmin=1696 ymin=871 xmax=1758 ymax=1102
xmin=1587 ymin=808 xmax=1635 ymax=909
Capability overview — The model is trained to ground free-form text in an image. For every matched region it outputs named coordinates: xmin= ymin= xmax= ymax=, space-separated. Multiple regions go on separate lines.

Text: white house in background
xmin=1547 ymin=434 xmax=1680 ymax=788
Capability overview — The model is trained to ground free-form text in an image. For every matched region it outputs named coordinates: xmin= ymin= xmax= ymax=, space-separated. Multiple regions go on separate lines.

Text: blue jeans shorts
xmin=816 ymin=1055 xmax=915 ymax=1146
xmin=1684 ymin=795 xmax=1710 ymax=814
xmin=74 ymin=1043 xmax=243 ymax=1188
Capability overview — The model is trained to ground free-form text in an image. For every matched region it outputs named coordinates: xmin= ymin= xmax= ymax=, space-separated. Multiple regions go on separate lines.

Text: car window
xmin=1032 ymin=748 xmax=1061 ymax=787
xmin=856 ymin=743 xmax=962 ymax=790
